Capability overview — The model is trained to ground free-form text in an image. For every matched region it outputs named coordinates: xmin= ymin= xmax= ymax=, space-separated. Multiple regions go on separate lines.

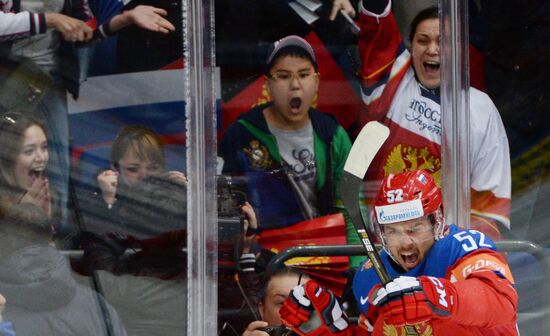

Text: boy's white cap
xmin=265 ymin=35 xmax=318 ymax=73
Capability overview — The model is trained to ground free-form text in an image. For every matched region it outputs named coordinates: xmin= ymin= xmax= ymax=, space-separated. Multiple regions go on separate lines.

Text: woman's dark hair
xmin=111 ymin=125 xmax=165 ymax=170
xmin=0 ymin=112 xmax=47 ymax=193
xmin=409 ymin=6 xmax=439 ymax=43
xmin=260 ymin=267 xmax=307 ymax=303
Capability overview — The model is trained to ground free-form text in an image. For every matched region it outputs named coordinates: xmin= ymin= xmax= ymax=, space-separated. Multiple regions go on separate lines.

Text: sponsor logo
xmin=362 ymin=260 xmax=373 ymax=271
xmin=375 ymin=199 xmax=424 ymax=224
xmin=462 ymin=259 xmax=507 ymax=278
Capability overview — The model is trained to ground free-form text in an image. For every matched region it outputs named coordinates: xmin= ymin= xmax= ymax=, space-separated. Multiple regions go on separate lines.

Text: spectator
xmin=330 ymin=0 xmax=511 ymax=240
xmin=79 ymin=173 xmax=260 ymax=336
xmin=78 ymin=172 xmax=188 ymax=274
xmin=279 ymin=170 xmax=517 ymax=335
xmin=80 ymin=125 xmax=186 ymax=236
xmin=77 ymin=172 xmax=187 ymax=336
xmin=0 ymin=112 xmax=61 ymax=233
xmin=219 ymin=35 xmax=361 ymax=265
xmin=241 ymin=268 xmax=308 ymax=336
xmin=0 ymin=1 xmax=175 ymax=237
xmin=0 ymin=202 xmax=127 ymax=335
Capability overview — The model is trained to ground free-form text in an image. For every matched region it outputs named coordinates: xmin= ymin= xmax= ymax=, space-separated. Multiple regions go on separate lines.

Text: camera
xmin=217 ymin=175 xmax=247 ymax=218
xmin=259 ymin=326 xmax=295 ymax=336
xmin=217 ymin=175 xmax=247 ymax=269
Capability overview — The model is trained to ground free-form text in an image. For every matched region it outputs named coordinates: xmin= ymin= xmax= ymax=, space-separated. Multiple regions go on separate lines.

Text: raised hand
xmin=368 ymin=276 xmax=457 ymax=326
xmin=280 ymin=280 xmax=352 ymax=335
xmin=20 ymin=177 xmax=51 ymax=217
xmin=165 ymin=170 xmax=188 ymax=185
xmin=109 ymin=5 xmax=176 ymax=34
xmin=330 ymin=0 xmax=356 ymax=21
xmin=97 ymin=169 xmax=119 ymax=206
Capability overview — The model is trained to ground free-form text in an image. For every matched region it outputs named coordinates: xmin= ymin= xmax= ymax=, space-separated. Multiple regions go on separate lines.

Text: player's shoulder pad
xmin=442 ymin=226 xmax=514 ymax=283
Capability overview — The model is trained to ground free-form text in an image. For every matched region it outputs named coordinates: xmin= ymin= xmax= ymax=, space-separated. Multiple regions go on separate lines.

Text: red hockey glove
xmin=280 ymin=280 xmax=352 ymax=336
xmin=368 ymin=276 xmax=458 ymax=326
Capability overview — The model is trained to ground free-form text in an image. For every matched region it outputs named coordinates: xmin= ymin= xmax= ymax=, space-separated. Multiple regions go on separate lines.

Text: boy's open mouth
xmin=289 ymin=97 xmax=302 ymax=111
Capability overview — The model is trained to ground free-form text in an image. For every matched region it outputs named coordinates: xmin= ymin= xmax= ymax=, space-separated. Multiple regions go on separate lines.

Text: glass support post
xmin=186 ymin=0 xmax=218 ymax=335
xmin=440 ymin=0 xmax=471 ymax=229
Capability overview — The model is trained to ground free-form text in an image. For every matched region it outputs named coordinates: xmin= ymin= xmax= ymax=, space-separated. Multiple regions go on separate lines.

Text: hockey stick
xmin=340 ymin=122 xmax=419 ymax=335
xmin=341 ymin=121 xmax=391 ymax=283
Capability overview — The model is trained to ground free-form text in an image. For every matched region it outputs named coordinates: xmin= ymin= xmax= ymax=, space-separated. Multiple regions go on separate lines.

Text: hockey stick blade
xmin=344 ymin=121 xmax=390 ymax=179
xmin=341 ymin=121 xmax=391 ymax=284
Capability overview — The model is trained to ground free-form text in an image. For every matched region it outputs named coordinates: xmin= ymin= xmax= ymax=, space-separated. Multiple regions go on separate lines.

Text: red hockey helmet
xmin=374 ymin=170 xmax=441 ymax=221
xmin=373 ymin=170 xmax=444 ymax=240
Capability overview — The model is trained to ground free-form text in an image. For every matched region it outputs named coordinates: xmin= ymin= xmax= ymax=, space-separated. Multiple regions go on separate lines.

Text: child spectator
xmin=219 ymin=35 xmax=362 ymax=265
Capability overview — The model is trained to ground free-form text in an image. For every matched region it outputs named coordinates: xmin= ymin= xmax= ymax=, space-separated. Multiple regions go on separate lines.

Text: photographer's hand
xmin=242 ymin=320 xmax=270 ymax=336
xmin=241 ymin=202 xmax=258 ymax=253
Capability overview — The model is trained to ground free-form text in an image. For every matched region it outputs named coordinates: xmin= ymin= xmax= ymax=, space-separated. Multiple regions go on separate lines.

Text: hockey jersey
xmin=355 ymin=1 xmax=511 ymax=239
xmin=353 ymin=225 xmax=518 ymax=335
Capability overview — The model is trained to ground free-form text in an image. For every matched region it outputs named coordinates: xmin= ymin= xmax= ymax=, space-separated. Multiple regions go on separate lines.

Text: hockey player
xmin=330 ymin=0 xmax=511 ymax=240
xmin=279 ymin=170 xmax=518 ymax=335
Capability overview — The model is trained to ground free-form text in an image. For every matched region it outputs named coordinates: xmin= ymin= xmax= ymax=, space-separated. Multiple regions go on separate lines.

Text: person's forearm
xmin=44 ymin=12 xmax=62 ymax=29
xmin=104 ymin=11 xmax=133 ymax=34
xmin=0 ymin=11 xmax=45 ymax=41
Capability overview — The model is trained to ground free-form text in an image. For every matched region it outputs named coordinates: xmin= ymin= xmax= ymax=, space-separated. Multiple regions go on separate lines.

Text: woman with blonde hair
xmin=81 ymin=125 xmax=186 ymax=236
